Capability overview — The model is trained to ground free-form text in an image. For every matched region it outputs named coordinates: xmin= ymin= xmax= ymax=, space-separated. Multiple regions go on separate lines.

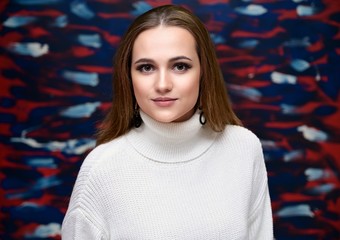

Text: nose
xmin=155 ymin=69 xmax=172 ymax=93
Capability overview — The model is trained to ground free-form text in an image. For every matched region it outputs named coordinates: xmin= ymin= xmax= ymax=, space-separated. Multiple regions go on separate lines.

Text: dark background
xmin=1 ymin=0 xmax=339 ymax=239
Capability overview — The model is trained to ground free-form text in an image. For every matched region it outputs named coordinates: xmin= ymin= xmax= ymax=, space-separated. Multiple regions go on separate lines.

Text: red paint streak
xmin=0 ymin=76 xmax=26 ymax=98
xmin=66 ymin=24 xmax=121 ymax=46
xmin=97 ymin=12 xmax=132 ymax=19
xmin=146 ymin=0 xmax=173 ymax=7
xmin=1 ymin=99 xmax=60 ymax=123
xmin=40 ymin=86 xmax=96 ymax=98
xmin=231 ymin=27 xmax=286 ymax=38
xmin=29 ymin=27 xmax=51 ymax=38
xmin=0 ymin=56 xmax=21 ymax=71
xmin=236 ymin=103 xmax=280 ymax=111
xmin=307 ymin=39 xmax=324 ymax=52
xmin=11 ymin=9 xmax=63 ymax=17
xmin=199 ymin=0 xmax=230 ymax=4
xmin=0 ymin=32 xmax=23 ymax=47
xmin=71 ymin=46 xmax=95 ymax=57
xmin=302 ymin=0 xmax=340 ymax=28
xmin=0 ymin=122 xmax=12 ymax=136
xmin=77 ymin=65 xmax=112 ymax=74
xmin=0 ymin=0 xmax=8 ymax=14
xmin=275 ymin=9 xmax=298 ymax=21
xmin=95 ymin=0 xmax=121 ymax=3
xmin=206 ymin=19 xmax=226 ymax=32
xmin=102 ymin=32 xmax=121 ymax=46
xmin=265 ymin=121 xmax=302 ymax=128
xmin=311 ymin=55 xmax=328 ymax=65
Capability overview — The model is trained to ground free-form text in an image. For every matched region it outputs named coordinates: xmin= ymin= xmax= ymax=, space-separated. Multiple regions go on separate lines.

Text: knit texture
xmin=62 ymin=111 xmax=273 ymax=239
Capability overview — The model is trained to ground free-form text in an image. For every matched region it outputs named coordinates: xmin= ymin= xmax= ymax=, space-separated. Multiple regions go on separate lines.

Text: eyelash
xmin=173 ymin=63 xmax=192 ymax=72
xmin=136 ymin=64 xmax=154 ymax=73
xmin=136 ymin=62 xmax=192 ymax=73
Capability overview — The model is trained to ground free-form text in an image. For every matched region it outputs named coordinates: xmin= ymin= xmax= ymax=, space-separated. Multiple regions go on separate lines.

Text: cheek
xmin=131 ymin=75 xmax=146 ymax=98
xmin=182 ymin=74 xmax=200 ymax=97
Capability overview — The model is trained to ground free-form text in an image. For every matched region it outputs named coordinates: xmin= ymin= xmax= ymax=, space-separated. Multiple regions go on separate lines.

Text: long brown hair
xmin=96 ymin=5 xmax=241 ymax=145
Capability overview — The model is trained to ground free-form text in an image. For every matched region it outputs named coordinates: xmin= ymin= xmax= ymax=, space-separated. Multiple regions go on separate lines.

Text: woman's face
xmin=131 ymin=26 xmax=201 ymax=123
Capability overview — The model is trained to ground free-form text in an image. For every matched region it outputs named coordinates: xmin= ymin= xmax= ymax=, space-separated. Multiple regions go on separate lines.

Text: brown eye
xmin=137 ymin=64 xmax=154 ymax=73
xmin=173 ymin=63 xmax=191 ymax=72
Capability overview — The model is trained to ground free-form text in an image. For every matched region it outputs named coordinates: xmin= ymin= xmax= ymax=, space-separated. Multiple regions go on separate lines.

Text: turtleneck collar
xmin=125 ymin=111 xmax=217 ymax=163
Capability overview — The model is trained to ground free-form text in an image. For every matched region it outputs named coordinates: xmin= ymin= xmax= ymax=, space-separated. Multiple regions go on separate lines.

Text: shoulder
xmin=71 ymin=137 xmax=127 ymax=196
xmin=65 ymin=137 xmax=126 ymax=213
xmin=217 ymin=125 xmax=263 ymax=155
xmin=81 ymin=136 xmax=126 ymax=169
xmin=222 ymin=125 xmax=261 ymax=144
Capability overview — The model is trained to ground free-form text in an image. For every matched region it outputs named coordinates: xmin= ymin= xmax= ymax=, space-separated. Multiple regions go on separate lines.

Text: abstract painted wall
xmin=1 ymin=0 xmax=339 ymax=239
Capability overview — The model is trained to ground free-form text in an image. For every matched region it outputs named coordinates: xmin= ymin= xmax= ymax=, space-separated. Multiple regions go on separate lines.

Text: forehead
xmin=132 ymin=26 xmax=197 ymax=58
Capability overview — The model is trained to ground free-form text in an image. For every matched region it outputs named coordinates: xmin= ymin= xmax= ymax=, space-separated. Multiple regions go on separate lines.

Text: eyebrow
xmin=133 ymin=56 xmax=192 ymax=65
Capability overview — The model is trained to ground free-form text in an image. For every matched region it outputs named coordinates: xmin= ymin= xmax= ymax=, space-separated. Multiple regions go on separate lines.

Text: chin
xmin=149 ymin=113 xmax=180 ymax=123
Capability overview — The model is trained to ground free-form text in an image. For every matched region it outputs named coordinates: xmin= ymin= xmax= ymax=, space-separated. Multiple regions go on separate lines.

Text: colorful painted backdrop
xmin=1 ymin=0 xmax=339 ymax=239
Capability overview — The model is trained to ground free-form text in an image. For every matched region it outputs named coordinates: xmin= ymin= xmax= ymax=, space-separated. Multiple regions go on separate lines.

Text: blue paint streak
xmin=60 ymin=102 xmax=101 ymax=118
xmin=9 ymin=42 xmax=49 ymax=57
xmin=297 ymin=5 xmax=319 ymax=16
xmin=3 ymin=16 xmax=36 ymax=27
xmin=78 ymin=34 xmax=102 ymax=48
xmin=283 ymin=150 xmax=304 ymax=162
xmin=235 ymin=4 xmax=267 ymax=16
xmin=297 ymin=125 xmax=328 ymax=142
xmin=229 ymin=85 xmax=262 ymax=102
xmin=14 ymin=0 xmax=62 ymax=4
xmin=70 ymin=0 xmax=95 ymax=19
xmin=271 ymin=72 xmax=297 ymax=84
xmin=26 ymin=158 xmax=57 ymax=168
xmin=33 ymin=176 xmax=61 ymax=190
xmin=283 ymin=37 xmax=311 ymax=47
xmin=307 ymin=183 xmax=335 ymax=194
xmin=237 ymin=39 xmax=259 ymax=48
xmin=52 ymin=15 xmax=68 ymax=27
xmin=0 ymin=113 xmax=16 ymax=123
xmin=210 ymin=34 xmax=225 ymax=44
xmin=10 ymin=137 xmax=96 ymax=155
xmin=305 ymin=168 xmax=324 ymax=181
xmin=131 ymin=1 xmax=152 ymax=16
xmin=5 ymin=176 xmax=61 ymax=199
xmin=9 ymin=203 xmax=64 ymax=223
xmin=281 ymin=104 xmax=298 ymax=114
xmin=291 ymin=59 xmax=310 ymax=72
xmin=277 ymin=204 xmax=314 ymax=217
xmin=25 ymin=223 xmax=61 ymax=238
xmin=61 ymin=70 xmax=99 ymax=86
xmin=0 ymin=97 xmax=16 ymax=108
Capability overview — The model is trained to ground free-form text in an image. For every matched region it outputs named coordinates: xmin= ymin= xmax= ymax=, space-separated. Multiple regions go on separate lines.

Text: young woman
xmin=62 ymin=5 xmax=273 ymax=239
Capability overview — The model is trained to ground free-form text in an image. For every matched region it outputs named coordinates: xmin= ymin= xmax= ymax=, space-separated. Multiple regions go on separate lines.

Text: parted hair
xmin=96 ymin=4 xmax=241 ymax=145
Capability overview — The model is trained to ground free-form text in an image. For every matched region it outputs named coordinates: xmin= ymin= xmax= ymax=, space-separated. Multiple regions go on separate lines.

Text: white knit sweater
xmin=62 ymin=111 xmax=273 ymax=239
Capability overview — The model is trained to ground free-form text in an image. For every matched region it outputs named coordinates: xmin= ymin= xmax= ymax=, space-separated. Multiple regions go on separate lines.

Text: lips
xmin=153 ymin=97 xmax=177 ymax=101
xmin=152 ymin=97 xmax=178 ymax=107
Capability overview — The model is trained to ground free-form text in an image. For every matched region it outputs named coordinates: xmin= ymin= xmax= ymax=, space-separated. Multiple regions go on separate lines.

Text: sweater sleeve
xmin=248 ymin=139 xmax=274 ymax=239
xmin=62 ymin=208 xmax=105 ymax=240
xmin=61 ymin=144 xmax=109 ymax=240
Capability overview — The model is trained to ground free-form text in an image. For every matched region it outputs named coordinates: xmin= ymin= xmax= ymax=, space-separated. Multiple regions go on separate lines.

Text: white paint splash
xmin=60 ymin=101 xmax=101 ymax=118
xmin=62 ymin=70 xmax=99 ymax=86
xmin=9 ymin=42 xmax=49 ymax=57
xmin=26 ymin=223 xmax=61 ymax=238
xmin=271 ymin=71 xmax=297 ymax=84
xmin=277 ymin=204 xmax=314 ymax=217
xmin=297 ymin=125 xmax=328 ymax=142
xmin=235 ymin=4 xmax=268 ymax=16
xmin=11 ymin=137 xmax=96 ymax=155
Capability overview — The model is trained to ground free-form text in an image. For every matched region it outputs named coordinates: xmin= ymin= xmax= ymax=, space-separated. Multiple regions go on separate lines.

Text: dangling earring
xmin=199 ymin=106 xmax=206 ymax=125
xmin=133 ymin=104 xmax=142 ymax=128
